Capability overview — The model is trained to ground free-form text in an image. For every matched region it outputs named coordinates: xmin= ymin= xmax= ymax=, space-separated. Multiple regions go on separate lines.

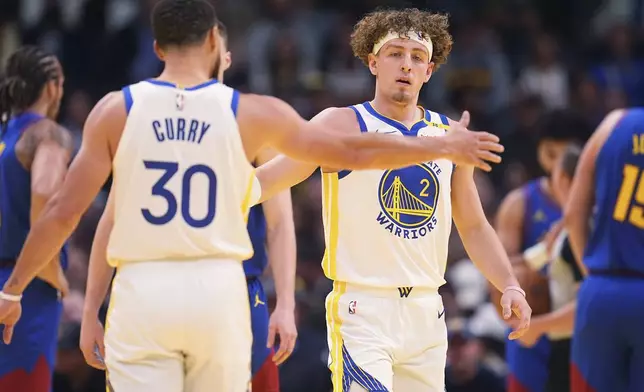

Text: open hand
xmin=444 ymin=110 xmax=504 ymax=172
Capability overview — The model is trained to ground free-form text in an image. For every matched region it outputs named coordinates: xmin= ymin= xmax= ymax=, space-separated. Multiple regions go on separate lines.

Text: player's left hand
xmin=0 ymin=299 xmax=22 ymax=344
xmin=267 ymin=305 xmax=298 ymax=365
xmin=500 ymin=289 xmax=532 ymax=340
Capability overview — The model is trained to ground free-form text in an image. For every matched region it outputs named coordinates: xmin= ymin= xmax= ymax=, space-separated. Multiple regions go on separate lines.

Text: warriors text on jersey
xmin=106 ymin=79 xmax=259 ymax=266
xmin=321 ymin=102 xmax=453 ymax=289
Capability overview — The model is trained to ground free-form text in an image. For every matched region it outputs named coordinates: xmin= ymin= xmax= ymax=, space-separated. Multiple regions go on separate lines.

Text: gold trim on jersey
xmin=321 ymin=172 xmax=340 ymax=280
xmin=241 ymin=169 xmax=257 ymax=224
xmin=326 ymin=281 xmax=347 ymax=391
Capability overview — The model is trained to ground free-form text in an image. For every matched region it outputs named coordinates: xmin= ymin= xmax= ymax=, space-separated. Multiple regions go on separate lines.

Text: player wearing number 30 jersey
xmin=0 ymin=1 xmax=505 ymax=392
xmin=565 ymin=108 xmax=644 ymax=392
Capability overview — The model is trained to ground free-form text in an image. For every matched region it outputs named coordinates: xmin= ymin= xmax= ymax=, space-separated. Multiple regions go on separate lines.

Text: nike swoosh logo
xmin=375 ymin=129 xmax=398 ymax=134
xmin=438 ymin=309 xmax=445 ymax=319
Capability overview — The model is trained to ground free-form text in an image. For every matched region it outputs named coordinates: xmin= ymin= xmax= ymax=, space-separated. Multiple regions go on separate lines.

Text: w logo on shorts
xmin=398 ymin=287 xmax=413 ymax=298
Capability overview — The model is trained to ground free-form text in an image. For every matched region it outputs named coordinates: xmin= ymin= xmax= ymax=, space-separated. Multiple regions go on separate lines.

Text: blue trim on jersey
xmin=439 ymin=113 xmax=449 ymax=126
xmin=341 ymin=344 xmax=388 ymax=391
xmin=231 ymin=89 xmax=240 ymax=117
xmin=144 ymin=79 xmax=219 ymax=90
xmin=362 ymin=101 xmax=428 ymax=136
xmin=122 ymin=86 xmax=133 ymax=114
xmin=349 ymin=106 xmax=368 ymax=133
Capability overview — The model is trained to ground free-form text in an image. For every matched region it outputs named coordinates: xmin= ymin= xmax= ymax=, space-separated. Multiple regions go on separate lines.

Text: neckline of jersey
xmin=363 ymin=101 xmax=430 ymax=135
xmin=144 ymin=78 xmax=219 ymax=91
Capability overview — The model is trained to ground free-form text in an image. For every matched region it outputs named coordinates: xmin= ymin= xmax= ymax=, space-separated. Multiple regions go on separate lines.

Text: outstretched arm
xmin=2 ymin=92 xmax=123 ymax=295
xmin=564 ymin=109 xmax=624 ymax=274
xmin=238 ymin=94 xmax=504 ymax=174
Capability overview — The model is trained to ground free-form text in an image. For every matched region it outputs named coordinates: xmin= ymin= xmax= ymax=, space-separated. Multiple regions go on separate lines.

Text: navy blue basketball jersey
xmin=585 ymin=108 xmax=644 ymax=273
xmin=244 ymin=201 xmax=268 ymax=278
xmin=0 ymin=112 xmax=67 ymax=268
xmin=521 ymin=178 xmax=562 ymax=251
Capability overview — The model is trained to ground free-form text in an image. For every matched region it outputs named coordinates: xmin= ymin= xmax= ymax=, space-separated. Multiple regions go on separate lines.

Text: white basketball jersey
xmin=107 ymin=80 xmax=259 ymax=266
xmin=321 ymin=102 xmax=454 ymax=289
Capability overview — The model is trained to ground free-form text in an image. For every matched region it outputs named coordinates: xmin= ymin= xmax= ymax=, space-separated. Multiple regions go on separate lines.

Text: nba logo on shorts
xmin=348 ymin=300 xmax=357 ymax=314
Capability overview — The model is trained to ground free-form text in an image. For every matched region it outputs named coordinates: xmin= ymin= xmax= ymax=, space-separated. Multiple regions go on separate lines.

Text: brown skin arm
xmin=15 ymin=119 xmax=73 ymax=293
xmin=564 ymin=109 xmax=625 ymax=275
xmin=3 ymin=92 xmax=122 ymax=295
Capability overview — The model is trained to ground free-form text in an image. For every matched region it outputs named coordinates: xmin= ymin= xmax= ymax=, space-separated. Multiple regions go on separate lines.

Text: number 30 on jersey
xmin=142 ymin=160 xmax=217 ymax=228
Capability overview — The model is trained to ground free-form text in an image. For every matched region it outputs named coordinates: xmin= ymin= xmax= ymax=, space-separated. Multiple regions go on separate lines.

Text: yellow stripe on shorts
xmin=325 ymin=281 xmax=347 ymax=392
xmin=321 ymin=172 xmax=339 ymax=279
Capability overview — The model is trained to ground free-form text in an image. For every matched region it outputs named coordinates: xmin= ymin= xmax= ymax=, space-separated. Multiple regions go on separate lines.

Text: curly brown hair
xmin=350 ymin=8 xmax=453 ymax=69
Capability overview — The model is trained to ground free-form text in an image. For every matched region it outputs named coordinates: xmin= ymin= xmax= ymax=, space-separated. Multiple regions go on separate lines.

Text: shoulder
xmin=497 ymin=187 xmax=526 ymax=218
xmin=311 ymin=107 xmax=360 ymax=131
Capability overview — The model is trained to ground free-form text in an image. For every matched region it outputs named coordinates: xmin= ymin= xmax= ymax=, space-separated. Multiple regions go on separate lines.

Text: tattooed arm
xmin=15 ymin=119 xmax=74 ymax=294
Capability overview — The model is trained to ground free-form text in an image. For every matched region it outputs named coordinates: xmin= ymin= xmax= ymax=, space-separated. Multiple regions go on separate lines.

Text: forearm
xmin=565 ymin=213 xmax=590 ymax=275
xmin=256 ymin=156 xmax=316 ymax=204
xmin=533 ymin=301 xmax=576 ymax=335
xmin=3 ymin=195 xmax=81 ymax=294
xmin=267 ymin=220 xmax=297 ymax=309
xmin=83 ymin=213 xmax=115 ymax=316
xmin=342 ymin=133 xmax=450 ymax=170
xmin=460 ymin=223 xmax=519 ymax=292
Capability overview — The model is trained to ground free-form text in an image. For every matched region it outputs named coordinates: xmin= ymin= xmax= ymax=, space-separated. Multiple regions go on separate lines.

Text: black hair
xmin=217 ymin=21 xmax=228 ymax=46
xmin=560 ymin=144 xmax=582 ymax=179
xmin=151 ymin=0 xmax=218 ymax=49
xmin=0 ymin=46 xmax=59 ymax=133
xmin=537 ymin=110 xmax=591 ymax=143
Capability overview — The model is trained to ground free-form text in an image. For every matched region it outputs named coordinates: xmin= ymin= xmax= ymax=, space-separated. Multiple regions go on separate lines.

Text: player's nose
xmin=400 ymin=55 xmax=412 ymax=72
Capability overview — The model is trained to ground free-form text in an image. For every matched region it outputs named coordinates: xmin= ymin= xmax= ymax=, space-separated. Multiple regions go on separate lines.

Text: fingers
xmin=2 ymin=325 xmax=13 ymax=344
xmin=500 ymin=295 xmax=512 ymax=320
xmin=476 ymin=132 xmax=500 ymax=143
xmin=459 ymin=111 xmax=471 ymax=127
xmin=477 ymin=151 xmax=502 ymax=164
xmin=82 ymin=347 xmax=106 ymax=370
xmin=272 ymin=330 xmax=297 ymax=365
xmin=266 ymin=324 xmax=276 ymax=349
xmin=474 ymin=161 xmax=492 ymax=172
xmin=478 ymin=141 xmax=504 ymax=154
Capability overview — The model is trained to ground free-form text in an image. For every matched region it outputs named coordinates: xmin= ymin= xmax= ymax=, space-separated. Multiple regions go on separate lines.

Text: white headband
xmin=372 ymin=31 xmax=433 ymax=60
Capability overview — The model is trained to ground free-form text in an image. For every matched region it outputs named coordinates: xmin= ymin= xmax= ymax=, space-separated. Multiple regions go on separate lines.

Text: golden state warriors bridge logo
xmin=376 ymin=162 xmax=442 ymax=239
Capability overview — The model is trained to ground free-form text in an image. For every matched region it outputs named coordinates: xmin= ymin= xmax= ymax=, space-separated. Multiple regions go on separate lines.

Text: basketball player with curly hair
xmin=256 ymin=8 xmax=531 ymax=392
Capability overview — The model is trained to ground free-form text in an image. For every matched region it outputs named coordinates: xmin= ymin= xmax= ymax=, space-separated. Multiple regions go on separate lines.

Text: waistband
xmin=331 ymin=281 xmax=438 ymax=299
xmin=589 ymin=268 xmax=644 ymax=280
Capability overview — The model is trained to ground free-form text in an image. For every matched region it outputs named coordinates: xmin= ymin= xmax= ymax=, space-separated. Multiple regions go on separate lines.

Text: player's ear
xmin=153 ymin=41 xmax=165 ymax=61
xmin=207 ymin=27 xmax=218 ymax=53
xmin=224 ymin=51 xmax=232 ymax=71
xmin=368 ymin=53 xmax=378 ymax=76
xmin=424 ymin=62 xmax=435 ymax=83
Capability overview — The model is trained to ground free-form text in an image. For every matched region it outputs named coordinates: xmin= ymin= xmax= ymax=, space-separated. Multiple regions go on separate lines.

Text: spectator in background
xmin=589 ymin=23 xmax=644 ymax=106
xmin=445 ymin=319 xmax=505 ymax=392
xmin=517 ymin=33 xmax=569 ymax=110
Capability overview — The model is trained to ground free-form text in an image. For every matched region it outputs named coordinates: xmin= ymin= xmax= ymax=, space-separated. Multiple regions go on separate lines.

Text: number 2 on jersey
xmin=142 ymin=160 xmax=217 ymax=228
xmin=613 ymin=164 xmax=644 ymax=228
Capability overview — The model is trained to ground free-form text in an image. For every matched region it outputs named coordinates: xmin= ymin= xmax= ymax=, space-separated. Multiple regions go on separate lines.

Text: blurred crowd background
xmin=0 ymin=0 xmax=641 ymax=391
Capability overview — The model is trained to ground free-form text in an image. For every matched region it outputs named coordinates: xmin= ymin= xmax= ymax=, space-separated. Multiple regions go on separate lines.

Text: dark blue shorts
xmin=506 ymin=333 xmax=551 ymax=392
xmin=0 ymin=268 xmax=62 ymax=392
xmin=572 ymin=275 xmax=644 ymax=392
xmin=247 ymin=277 xmax=272 ymax=376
